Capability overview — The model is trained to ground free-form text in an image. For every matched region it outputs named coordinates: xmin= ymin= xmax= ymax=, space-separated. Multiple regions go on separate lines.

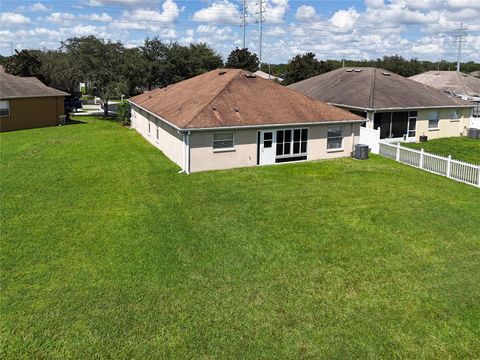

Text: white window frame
xmin=147 ymin=119 xmax=151 ymax=136
xmin=275 ymin=128 xmax=308 ymax=159
xmin=155 ymin=121 xmax=159 ymax=143
xmin=213 ymin=132 xmax=235 ymax=152
xmin=0 ymin=100 xmax=10 ymax=117
xmin=327 ymin=125 xmax=344 ymax=151
xmin=428 ymin=110 xmax=440 ymax=130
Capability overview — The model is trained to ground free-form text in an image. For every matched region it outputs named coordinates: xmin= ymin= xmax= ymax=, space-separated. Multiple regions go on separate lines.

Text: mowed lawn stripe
xmin=1 ymin=117 xmax=479 ymax=359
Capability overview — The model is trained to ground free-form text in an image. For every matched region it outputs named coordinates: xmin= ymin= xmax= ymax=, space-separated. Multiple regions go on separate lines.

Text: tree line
xmin=1 ymin=35 xmax=479 ymax=114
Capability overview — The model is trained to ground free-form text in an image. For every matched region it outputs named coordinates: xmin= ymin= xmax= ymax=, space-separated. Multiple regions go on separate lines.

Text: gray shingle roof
xmin=288 ymin=67 xmax=472 ymax=110
xmin=0 ymin=72 xmax=69 ymax=99
xmin=410 ymin=71 xmax=480 ymax=97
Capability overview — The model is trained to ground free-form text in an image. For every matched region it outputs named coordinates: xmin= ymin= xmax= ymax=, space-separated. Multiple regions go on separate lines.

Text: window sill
xmin=213 ymin=148 xmax=236 ymax=153
xmin=428 ymin=128 xmax=440 ymax=131
xmin=450 ymin=119 xmax=460 ymax=122
xmin=327 ymin=148 xmax=344 ymax=153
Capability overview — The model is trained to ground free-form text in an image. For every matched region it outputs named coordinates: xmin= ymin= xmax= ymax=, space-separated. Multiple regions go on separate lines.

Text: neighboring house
xmin=409 ymin=71 xmax=480 ymax=124
xmin=289 ymin=67 xmax=474 ymax=142
xmin=0 ymin=72 xmax=68 ymax=132
xmin=253 ymin=70 xmax=284 ymax=83
xmin=128 ymin=69 xmax=363 ymax=173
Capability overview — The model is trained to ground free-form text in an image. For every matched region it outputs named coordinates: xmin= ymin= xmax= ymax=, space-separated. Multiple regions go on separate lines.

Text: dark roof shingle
xmin=288 ymin=67 xmax=472 ymax=110
xmin=0 ymin=72 xmax=69 ymax=99
xmin=129 ymin=69 xmax=364 ymax=130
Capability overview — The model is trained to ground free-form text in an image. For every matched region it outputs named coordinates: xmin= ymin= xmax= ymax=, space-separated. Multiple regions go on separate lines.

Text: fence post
xmin=447 ymin=155 xmax=451 ymax=178
xmin=419 ymin=148 xmax=424 ymax=169
xmin=478 ymin=166 xmax=480 ymax=187
xmin=396 ymin=142 xmax=401 ymax=161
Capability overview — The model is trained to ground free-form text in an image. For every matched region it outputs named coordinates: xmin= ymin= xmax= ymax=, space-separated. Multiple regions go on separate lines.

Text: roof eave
xmin=129 ymin=100 xmax=365 ymax=132
xmin=329 ymin=102 xmax=474 ymax=112
xmin=0 ymin=93 xmax=69 ymax=100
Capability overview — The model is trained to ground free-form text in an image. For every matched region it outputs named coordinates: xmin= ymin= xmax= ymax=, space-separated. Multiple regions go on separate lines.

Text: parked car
xmin=64 ymin=97 xmax=83 ymax=113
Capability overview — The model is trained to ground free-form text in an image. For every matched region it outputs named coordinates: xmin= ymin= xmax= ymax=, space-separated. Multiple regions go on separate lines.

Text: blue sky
xmin=1 ymin=0 xmax=479 ymax=63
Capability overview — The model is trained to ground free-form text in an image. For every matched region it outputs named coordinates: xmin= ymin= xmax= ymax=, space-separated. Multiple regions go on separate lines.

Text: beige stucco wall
xmin=130 ymin=106 xmax=184 ymax=167
xmin=189 ymin=123 xmax=360 ymax=173
xmin=0 ymin=96 xmax=64 ymax=132
xmin=415 ymin=108 xmax=470 ymax=140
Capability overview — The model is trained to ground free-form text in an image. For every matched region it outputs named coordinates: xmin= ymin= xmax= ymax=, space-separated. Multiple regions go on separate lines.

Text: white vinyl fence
xmin=379 ymin=141 xmax=480 ymax=187
xmin=360 ymin=126 xmax=381 ymax=154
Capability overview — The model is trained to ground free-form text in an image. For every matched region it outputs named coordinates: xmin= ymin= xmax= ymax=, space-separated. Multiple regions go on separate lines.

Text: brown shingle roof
xmin=129 ymin=69 xmax=363 ymax=130
xmin=0 ymin=72 xmax=69 ymax=99
xmin=288 ymin=67 xmax=472 ymax=110
xmin=410 ymin=71 xmax=480 ymax=97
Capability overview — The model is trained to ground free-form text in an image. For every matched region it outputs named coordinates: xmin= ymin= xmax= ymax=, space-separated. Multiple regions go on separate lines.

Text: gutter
xmin=1 ymin=93 xmax=70 ymax=100
xmin=329 ymin=102 xmax=475 ymax=112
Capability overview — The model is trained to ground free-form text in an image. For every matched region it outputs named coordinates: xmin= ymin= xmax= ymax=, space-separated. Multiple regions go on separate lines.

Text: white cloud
xmin=88 ymin=0 xmax=160 ymax=6
xmin=330 ymin=8 xmax=360 ymax=30
xmin=87 ymin=13 xmax=113 ymax=22
xmin=295 ymin=5 xmax=317 ymax=22
xmin=1 ymin=12 xmax=31 ymax=25
xmin=265 ymin=0 xmax=289 ymax=24
xmin=30 ymin=2 xmax=50 ymax=11
xmin=110 ymin=0 xmax=179 ymax=30
xmin=192 ymin=0 xmax=240 ymax=24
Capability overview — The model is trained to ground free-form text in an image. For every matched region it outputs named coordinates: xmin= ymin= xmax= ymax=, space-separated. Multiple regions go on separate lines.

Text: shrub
xmin=116 ymin=100 xmax=131 ymax=126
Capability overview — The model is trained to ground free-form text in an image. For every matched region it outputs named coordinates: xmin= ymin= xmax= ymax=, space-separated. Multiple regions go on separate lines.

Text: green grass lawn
xmin=1 ymin=117 xmax=479 ymax=359
xmin=403 ymin=137 xmax=480 ymax=164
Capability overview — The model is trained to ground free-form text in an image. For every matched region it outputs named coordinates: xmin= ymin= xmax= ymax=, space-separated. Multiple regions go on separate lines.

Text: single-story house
xmin=128 ymin=69 xmax=364 ymax=173
xmin=253 ymin=70 xmax=284 ymax=83
xmin=0 ymin=71 xmax=69 ymax=132
xmin=409 ymin=71 xmax=480 ymax=121
xmin=288 ymin=67 xmax=474 ymax=142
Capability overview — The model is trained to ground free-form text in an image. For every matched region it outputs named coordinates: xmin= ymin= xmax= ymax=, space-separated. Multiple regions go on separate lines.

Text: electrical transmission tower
xmin=256 ymin=0 xmax=266 ymax=69
xmin=455 ymin=23 xmax=467 ymax=72
xmin=240 ymin=0 xmax=248 ymax=49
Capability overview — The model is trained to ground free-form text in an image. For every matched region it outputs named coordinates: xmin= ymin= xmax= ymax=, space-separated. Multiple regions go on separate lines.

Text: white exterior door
xmin=259 ymin=130 xmax=276 ymax=165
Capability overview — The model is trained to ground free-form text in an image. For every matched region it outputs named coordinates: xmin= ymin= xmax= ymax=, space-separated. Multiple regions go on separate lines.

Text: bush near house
xmin=403 ymin=137 xmax=480 ymax=164
xmin=1 ymin=117 xmax=479 ymax=359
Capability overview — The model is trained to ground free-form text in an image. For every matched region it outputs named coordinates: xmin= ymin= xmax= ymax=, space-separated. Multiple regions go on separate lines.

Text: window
xmin=451 ymin=109 xmax=460 ymax=120
xmin=428 ymin=110 xmax=440 ymax=129
xmin=213 ymin=132 xmax=234 ymax=150
xmin=155 ymin=121 xmax=159 ymax=142
xmin=327 ymin=126 xmax=343 ymax=150
xmin=0 ymin=100 xmax=10 ymax=117
xmin=473 ymin=105 xmax=480 ymax=118
xmin=276 ymin=129 xmax=308 ymax=157
xmin=148 ymin=120 xmax=151 ymax=135
xmin=264 ymin=132 xmax=272 ymax=148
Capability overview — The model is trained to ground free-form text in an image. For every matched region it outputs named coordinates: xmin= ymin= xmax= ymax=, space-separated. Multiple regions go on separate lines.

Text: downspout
xmin=179 ymin=131 xmax=191 ymax=174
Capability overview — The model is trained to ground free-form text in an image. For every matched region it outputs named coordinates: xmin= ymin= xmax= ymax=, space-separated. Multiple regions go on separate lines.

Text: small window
xmin=148 ymin=120 xmax=151 ymax=135
xmin=451 ymin=109 xmax=460 ymax=120
xmin=473 ymin=105 xmax=480 ymax=118
xmin=156 ymin=122 xmax=159 ymax=141
xmin=213 ymin=132 xmax=234 ymax=149
xmin=428 ymin=110 xmax=440 ymax=129
xmin=327 ymin=126 xmax=343 ymax=150
xmin=0 ymin=100 xmax=10 ymax=117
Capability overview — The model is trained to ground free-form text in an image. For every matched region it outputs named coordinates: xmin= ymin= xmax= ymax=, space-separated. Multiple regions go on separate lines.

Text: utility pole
xmin=256 ymin=0 xmax=266 ymax=70
xmin=455 ymin=23 xmax=467 ymax=72
xmin=240 ymin=0 xmax=248 ymax=49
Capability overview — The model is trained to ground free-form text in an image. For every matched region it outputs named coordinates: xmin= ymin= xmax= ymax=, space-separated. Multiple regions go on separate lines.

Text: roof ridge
xmin=184 ymin=69 xmax=242 ymax=128
xmin=368 ymin=68 xmax=376 ymax=108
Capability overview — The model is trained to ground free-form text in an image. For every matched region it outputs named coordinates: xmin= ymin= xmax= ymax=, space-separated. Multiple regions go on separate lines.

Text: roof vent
xmin=219 ymin=71 xmax=226 ymax=75
xmin=149 ymin=95 xmax=152 ymax=98
xmin=346 ymin=69 xmax=354 ymax=72
xmin=354 ymin=69 xmax=363 ymax=72
xmin=245 ymin=74 xmax=256 ymax=78
xmin=234 ymin=107 xmax=239 ymax=112
xmin=383 ymin=72 xmax=391 ymax=76
xmin=212 ymin=105 xmax=217 ymax=111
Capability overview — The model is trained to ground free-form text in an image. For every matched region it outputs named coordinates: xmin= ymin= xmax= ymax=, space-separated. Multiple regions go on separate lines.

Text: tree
xmin=62 ymin=36 xmax=127 ymax=117
xmin=140 ymin=37 xmax=170 ymax=90
xmin=225 ymin=48 xmax=259 ymax=72
xmin=283 ymin=52 xmax=334 ymax=85
xmin=4 ymin=50 xmax=45 ymax=82
xmin=122 ymin=47 xmax=148 ymax=95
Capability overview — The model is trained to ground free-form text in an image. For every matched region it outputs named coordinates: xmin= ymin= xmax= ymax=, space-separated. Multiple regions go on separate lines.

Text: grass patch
xmin=403 ymin=137 xmax=480 ymax=164
xmin=1 ymin=117 xmax=480 ymax=358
